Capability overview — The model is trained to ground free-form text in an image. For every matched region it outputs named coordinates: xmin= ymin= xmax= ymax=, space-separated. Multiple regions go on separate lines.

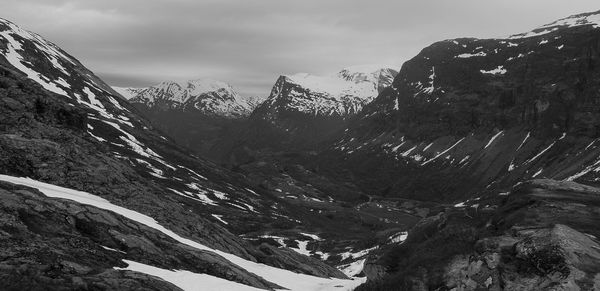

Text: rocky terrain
xmin=357 ymin=179 xmax=600 ymax=290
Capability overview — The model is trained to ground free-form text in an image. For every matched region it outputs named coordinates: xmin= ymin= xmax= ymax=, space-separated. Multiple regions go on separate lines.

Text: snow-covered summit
xmin=261 ymin=66 xmax=398 ymax=117
xmin=510 ymin=10 xmax=600 ymax=39
xmin=337 ymin=65 xmax=398 ymax=93
xmin=126 ymin=79 xmax=257 ymax=118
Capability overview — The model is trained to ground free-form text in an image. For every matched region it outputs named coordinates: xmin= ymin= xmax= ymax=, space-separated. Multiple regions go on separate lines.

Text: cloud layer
xmin=3 ymin=0 xmax=599 ymax=96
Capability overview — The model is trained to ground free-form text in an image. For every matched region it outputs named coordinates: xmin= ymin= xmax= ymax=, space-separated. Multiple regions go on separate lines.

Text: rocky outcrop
xmin=357 ymin=178 xmax=600 ymax=290
xmin=444 ymin=224 xmax=600 ymax=290
xmin=0 ymin=181 xmax=278 ymax=290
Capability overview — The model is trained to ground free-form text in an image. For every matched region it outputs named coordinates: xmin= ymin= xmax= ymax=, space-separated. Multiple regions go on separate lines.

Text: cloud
xmin=3 ymin=0 xmax=599 ymax=96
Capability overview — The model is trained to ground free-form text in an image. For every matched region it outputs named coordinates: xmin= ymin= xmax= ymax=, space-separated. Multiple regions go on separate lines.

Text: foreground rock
xmin=0 ymin=181 xmax=278 ymax=290
xmin=358 ymin=179 xmax=600 ymax=290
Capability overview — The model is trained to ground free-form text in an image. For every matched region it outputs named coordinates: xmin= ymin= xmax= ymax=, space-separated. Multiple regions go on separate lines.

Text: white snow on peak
xmin=265 ymin=66 xmax=397 ymax=116
xmin=127 ymin=79 xmax=255 ymax=117
xmin=286 ymin=73 xmax=373 ymax=99
xmin=510 ymin=10 xmax=600 ymax=39
xmin=0 ymin=175 xmax=365 ymax=291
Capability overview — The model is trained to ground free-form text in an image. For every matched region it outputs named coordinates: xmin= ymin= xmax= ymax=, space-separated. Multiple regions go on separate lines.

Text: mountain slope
xmin=324 ymin=9 xmax=600 ymax=203
xmin=0 ymin=17 xmax=356 ymax=290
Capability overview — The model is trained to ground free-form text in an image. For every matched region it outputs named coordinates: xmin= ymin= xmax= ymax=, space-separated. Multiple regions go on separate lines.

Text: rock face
xmin=0 ymin=17 xmax=349 ymax=289
xmin=0 ymin=181 xmax=277 ymax=290
xmin=357 ymin=179 xmax=600 ymax=290
xmin=322 ymin=9 xmax=600 ymax=204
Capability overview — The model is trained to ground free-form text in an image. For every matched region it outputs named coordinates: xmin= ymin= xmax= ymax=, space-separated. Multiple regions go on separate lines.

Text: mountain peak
xmin=510 ymin=9 xmax=600 ymax=39
xmin=123 ymin=79 xmax=254 ymax=118
xmin=257 ymin=66 xmax=397 ymax=118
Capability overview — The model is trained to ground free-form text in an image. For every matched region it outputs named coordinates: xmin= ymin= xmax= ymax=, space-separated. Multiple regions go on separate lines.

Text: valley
xmin=1 ymin=7 xmax=600 ymax=291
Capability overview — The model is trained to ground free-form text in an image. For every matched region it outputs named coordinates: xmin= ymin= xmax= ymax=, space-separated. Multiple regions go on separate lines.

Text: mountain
xmin=112 ymin=80 xmax=268 ymax=160
xmin=256 ymin=66 xmax=398 ymax=119
xmin=311 ymin=9 xmax=600 ymax=289
xmin=0 ymin=17 xmax=365 ymax=290
xmin=207 ymin=66 xmax=398 ymax=163
xmin=124 ymin=79 xmax=255 ymax=118
xmin=326 ymin=9 xmax=600 ymax=201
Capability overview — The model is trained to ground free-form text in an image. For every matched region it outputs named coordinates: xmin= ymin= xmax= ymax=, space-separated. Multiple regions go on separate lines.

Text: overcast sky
xmin=3 ymin=1 xmax=599 ymax=96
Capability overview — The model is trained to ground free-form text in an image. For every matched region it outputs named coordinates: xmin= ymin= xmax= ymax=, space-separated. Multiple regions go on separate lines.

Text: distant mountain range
xmin=113 ymin=80 xmax=263 ymax=118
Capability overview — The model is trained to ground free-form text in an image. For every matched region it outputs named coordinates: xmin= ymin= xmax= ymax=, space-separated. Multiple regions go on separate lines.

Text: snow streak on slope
xmin=0 ymin=175 xmax=365 ymax=291
xmin=115 ymin=260 xmax=264 ymax=291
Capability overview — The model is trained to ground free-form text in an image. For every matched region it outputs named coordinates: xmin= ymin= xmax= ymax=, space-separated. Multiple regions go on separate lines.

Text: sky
xmin=2 ymin=1 xmax=599 ymax=96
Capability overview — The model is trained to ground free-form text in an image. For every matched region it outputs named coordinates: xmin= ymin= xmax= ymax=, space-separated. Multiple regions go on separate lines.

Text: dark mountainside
xmin=324 ymin=11 xmax=600 ymax=202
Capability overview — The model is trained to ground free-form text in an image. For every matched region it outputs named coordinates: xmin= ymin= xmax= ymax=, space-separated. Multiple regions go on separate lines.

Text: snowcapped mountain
xmin=258 ymin=66 xmax=397 ymax=118
xmin=122 ymin=79 xmax=256 ymax=118
xmin=206 ymin=66 xmax=398 ymax=161
xmin=115 ymin=80 xmax=266 ymax=160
